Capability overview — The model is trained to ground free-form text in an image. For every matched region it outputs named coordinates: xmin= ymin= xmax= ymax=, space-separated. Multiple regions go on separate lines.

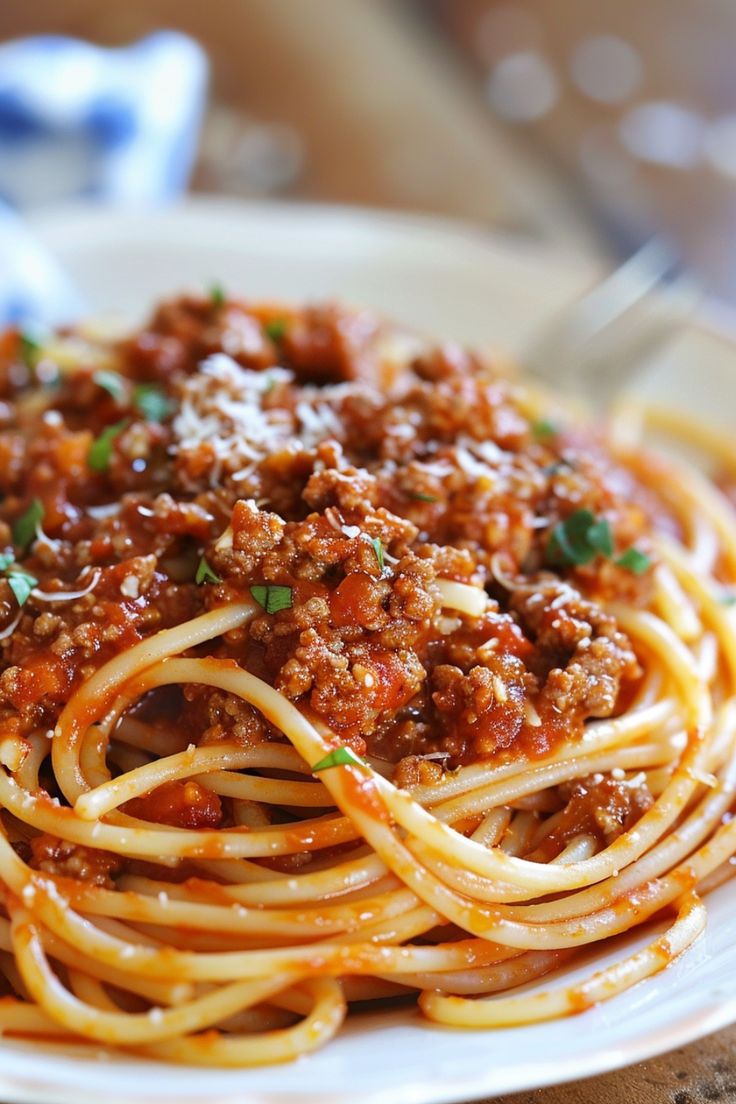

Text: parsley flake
xmin=13 ymin=499 xmax=44 ymax=553
xmin=371 ymin=537 xmax=385 ymax=573
xmin=209 ymin=282 xmax=226 ymax=309
xmin=19 ymin=328 xmax=44 ymax=369
xmin=532 ymin=418 xmax=558 ymax=441
xmin=250 ymin=584 xmax=293 ymax=614
xmin=195 ymin=557 xmax=221 ymax=585
xmin=548 ymin=512 xmax=652 ymax=574
xmin=616 ymin=547 xmax=652 ymax=575
xmin=93 ymin=369 xmax=128 ymax=403
xmin=587 ymin=518 xmax=614 ymax=559
xmin=7 ymin=568 xmax=37 ymax=607
xmin=0 ymin=554 xmax=37 ymax=606
xmin=263 ymin=319 xmax=287 ymax=343
xmin=720 ymin=592 xmax=736 ymax=607
xmin=409 ymin=491 xmax=439 ymax=503
xmin=312 ymin=746 xmax=367 ymax=773
xmin=547 ymin=510 xmax=613 ymax=567
xmin=133 ymin=383 xmax=173 ymax=423
xmin=88 ymin=420 xmax=128 ymax=473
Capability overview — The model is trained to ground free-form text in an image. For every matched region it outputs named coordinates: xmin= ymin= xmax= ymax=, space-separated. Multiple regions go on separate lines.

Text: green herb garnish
xmin=586 ymin=518 xmax=614 ymax=559
xmin=616 ymin=547 xmax=652 ymax=575
xmin=547 ymin=510 xmax=613 ymax=567
xmin=13 ymin=499 xmax=44 ymax=553
xmin=88 ymin=420 xmax=128 ymax=473
xmin=548 ymin=511 xmax=652 ymax=575
xmin=133 ymin=383 xmax=173 ymax=423
xmin=371 ymin=537 xmax=385 ymax=573
xmin=93 ymin=369 xmax=127 ymax=403
xmin=209 ymin=282 xmax=226 ymax=309
xmin=195 ymin=556 xmax=221 ymax=585
xmin=312 ymin=746 xmax=367 ymax=773
xmin=409 ymin=491 xmax=439 ymax=503
xmin=263 ymin=319 xmax=287 ymax=343
xmin=250 ymin=584 xmax=293 ymax=614
xmin=720 ymin=592 xmax=736 ymax=607
xmin=532 ymin=418 xmax=558 ymax=441
xmin=0 ymin=554 xmax=37 ymax=606
xmin=19 ymin=328 xmax=44 ymax=370
xmin=6 ymin=568 xmax=37 ymax=607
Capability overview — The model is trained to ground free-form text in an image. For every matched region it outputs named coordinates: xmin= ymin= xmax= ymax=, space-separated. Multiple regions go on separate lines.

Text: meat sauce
xmin=0 ymin=296 xmax=656 ymax=839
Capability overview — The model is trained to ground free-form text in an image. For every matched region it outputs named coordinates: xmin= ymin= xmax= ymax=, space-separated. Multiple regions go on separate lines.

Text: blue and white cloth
xmin=0 ymin=199 xmax=83 ymax=325
xmin=0 ymin=31 xmax=208 ymax=325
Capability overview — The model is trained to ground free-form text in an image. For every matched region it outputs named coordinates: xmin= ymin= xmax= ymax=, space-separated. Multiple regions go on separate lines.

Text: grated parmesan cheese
xmin=120 ymin=575 xmax=140 ymax=599
xmin=172 ymin=354 xmax=347 ymax=485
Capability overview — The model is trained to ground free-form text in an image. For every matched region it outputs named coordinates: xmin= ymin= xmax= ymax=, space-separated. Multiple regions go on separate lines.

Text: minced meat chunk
xmin=29 ymin=834 xmax=121 ymax=888
xmin=512 ymin=585 xmax=640 ymax=718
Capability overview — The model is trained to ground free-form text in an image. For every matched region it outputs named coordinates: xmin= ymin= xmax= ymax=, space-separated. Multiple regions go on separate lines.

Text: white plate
xmin=3 ymin=197 xmax=735 ymax=1104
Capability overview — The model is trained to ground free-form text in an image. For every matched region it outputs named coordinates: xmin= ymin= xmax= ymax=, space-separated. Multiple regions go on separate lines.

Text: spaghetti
xmin=0 ymin=294 xmax=732 ymax=1064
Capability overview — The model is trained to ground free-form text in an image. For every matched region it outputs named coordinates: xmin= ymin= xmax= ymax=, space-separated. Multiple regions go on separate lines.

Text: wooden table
xmin=0 ymin=2 xmax=734 ymax=1101
xmin=494 ymin=1033 xmax=736 ymax=1104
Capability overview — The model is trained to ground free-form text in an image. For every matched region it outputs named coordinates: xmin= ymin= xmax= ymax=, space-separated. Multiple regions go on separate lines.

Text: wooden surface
xmin=0 ymin=3 xmax=735 ymax=1101
xmin=494 ymin=1030 xmax=736 ymax=1104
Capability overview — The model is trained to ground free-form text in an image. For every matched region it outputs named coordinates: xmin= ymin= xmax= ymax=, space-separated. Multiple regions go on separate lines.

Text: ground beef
xmin=512 ymin=585 xmax=641 ymax=718
xmin=183 ymin=688 xmax=268 ymax=747
xmin=530 ymin=773 xmax=654 ymax=861
xmin=29 ymin=834 xmax=121 ymax=888
xmin=0 ymin=296 xmax=658 ymax=774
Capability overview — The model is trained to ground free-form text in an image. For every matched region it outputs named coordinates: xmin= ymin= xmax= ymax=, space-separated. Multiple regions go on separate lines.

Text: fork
xmin=522 ymin=238 xmax=701 ymax=407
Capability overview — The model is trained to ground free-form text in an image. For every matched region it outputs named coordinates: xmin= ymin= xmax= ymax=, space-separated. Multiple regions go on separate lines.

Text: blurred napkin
xmin=0 ymin=30 xmax=208 ymax=325
xmin=0 ymin=199 xmax=83 ymax=325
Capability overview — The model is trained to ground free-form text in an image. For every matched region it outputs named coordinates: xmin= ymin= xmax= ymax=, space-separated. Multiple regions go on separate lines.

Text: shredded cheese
xmin=172 ymin=354 xmax=348 ymax=485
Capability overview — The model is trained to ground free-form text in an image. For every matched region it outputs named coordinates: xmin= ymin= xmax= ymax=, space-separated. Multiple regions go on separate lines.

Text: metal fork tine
xmin=522 ymin=239 xmax=701 ymax=407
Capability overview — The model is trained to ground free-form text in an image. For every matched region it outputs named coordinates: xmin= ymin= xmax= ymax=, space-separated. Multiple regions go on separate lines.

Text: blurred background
xmin=2 ymin=0 xmax=736 ymax=306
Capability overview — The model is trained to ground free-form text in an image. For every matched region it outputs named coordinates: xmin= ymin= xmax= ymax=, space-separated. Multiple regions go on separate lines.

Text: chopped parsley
xmin=250 ymin=584 xmax=293 ymax=614
xmin=720 ymin=592 xmax=736 ymax=607
xmin=312 ymin=746 xmax=367 ymax=772
xmin=409 ymin=491 xmax=439 ymax=503
xmin=88 ymin=420 xmax=128 ymax=473
xmin=0 ymin=553 xmax=37 ymax=606
xmin=13 ymin=499 xmax=44 ymax=552
xmin=587 ymin=519 xmax=614 ymax=558
xmin=532 ymin=418 xmax=559 ymax=441
xmin=7 ymin=569 xmax=37 ymax=607
xmin=133 ymin=383 xmax=173 ymax=423
xmin=371 ymin=536 xmax=385 ymax=573
xmin=209 ymin=282 xmax=226 ymax=309
xmin=195 ymin=556 xmax=221 ymax=585
xmin=547 ymin=510 xmax=652 ymax=575
xmin=615 ymin=547 xmax=652 ymax=575
xmin=93 ymin=369 xmax=128 ymax=403
xmin=19 ymin=327 xmax=44 ymax=369
xmin=263 ymin=318 xmax=287 ymax=343
xmin=547 ymin=510 xmax=613 ymax=567
xmin=92 ymin=373 xmax=172 ymax=421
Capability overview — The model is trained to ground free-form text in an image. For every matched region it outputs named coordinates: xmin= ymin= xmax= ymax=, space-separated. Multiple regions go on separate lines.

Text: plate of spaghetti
xmin=1 ymin=199 xmax=736 ymax=1104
